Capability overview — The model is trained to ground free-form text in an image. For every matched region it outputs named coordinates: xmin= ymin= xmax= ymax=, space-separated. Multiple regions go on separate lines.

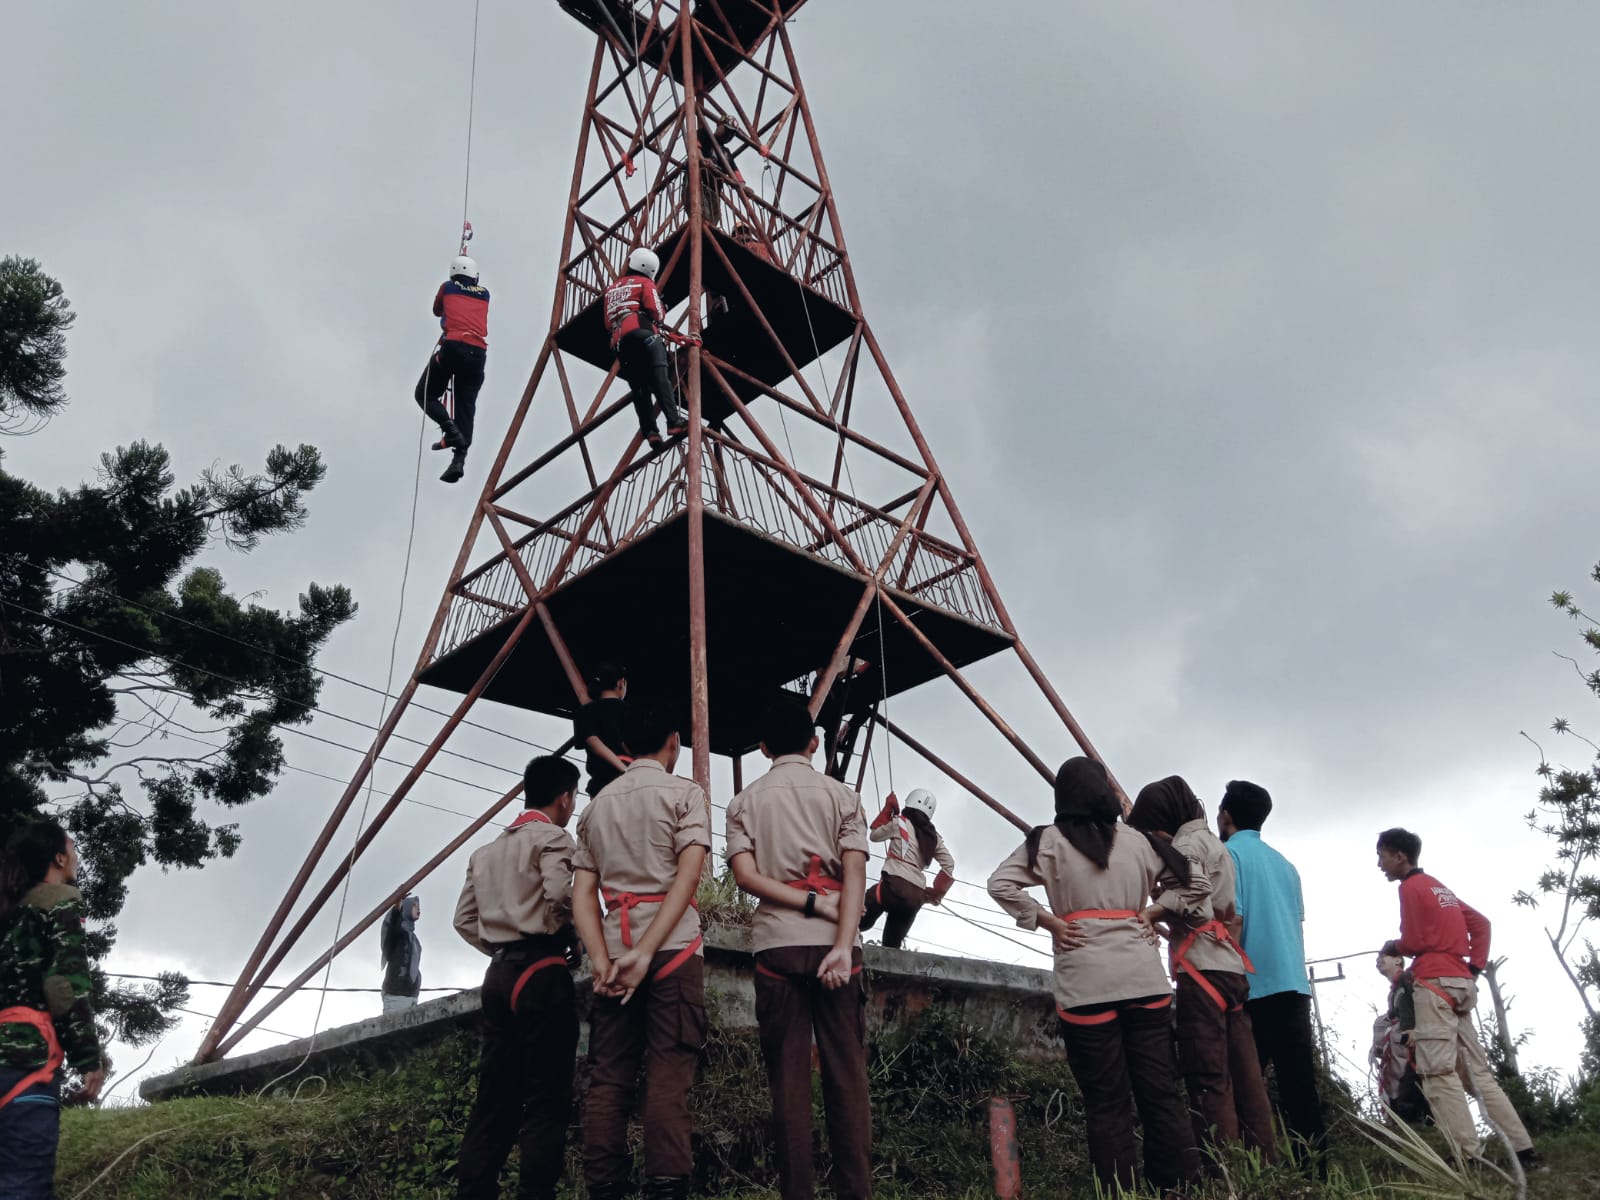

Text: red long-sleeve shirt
xmin=1393 ymin=869 xmax=1489 ymax=980
xmin=603 ymin=273 xmax=663 ymax=347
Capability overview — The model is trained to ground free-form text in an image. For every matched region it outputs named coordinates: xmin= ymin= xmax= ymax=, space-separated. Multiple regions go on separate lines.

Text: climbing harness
xmin=0 ymin=1007 xmax=62 ymax=1111
xmin=600 ymin=887 xmax=702 ymax=981
xmin=1169 ymin=918 xmax=1254 ymax=1012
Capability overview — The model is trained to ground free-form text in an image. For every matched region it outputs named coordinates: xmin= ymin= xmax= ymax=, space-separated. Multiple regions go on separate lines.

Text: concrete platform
xmin=142 ymin=929 xmax=1060 ymax=1102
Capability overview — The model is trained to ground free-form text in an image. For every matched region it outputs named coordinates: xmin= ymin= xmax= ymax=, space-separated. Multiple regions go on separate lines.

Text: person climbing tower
xmin=859 ymin=788 xmax=954 ymax=949
xmin=416 ymin=254 xmax=489 ymax=484
xmin=603 ymin=248 xmax=687 ymax=447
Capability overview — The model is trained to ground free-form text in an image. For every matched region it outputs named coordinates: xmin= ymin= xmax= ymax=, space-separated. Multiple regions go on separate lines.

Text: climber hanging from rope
xmin=414 ymin=250 xmax=489 ymax=484
xmin=604 ymin=248 xmax=688 ymax=447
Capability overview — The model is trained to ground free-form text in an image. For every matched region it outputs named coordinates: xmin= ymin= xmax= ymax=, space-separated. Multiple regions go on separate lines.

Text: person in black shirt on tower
xmin=574 ymin=663 xmax=634 ymax=797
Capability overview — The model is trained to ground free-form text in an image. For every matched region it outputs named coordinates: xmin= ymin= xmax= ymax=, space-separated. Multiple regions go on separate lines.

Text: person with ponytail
xmin=987 ymin=758 xmax=1199 ymax=1197
xmin=859 ymin=788 xmax=955 ymax=949
xmin=1127 ymin=776 xmax=1275 ymax=1163
xmin=0 ymin=821 xmax=105 ymax=1195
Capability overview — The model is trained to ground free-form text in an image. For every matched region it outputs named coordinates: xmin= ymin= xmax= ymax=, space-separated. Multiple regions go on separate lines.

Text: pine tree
xmin=0 ymin=256 xmax=75 ymax=431
xmin=1 ymin=257 xmax=356 ymax=1045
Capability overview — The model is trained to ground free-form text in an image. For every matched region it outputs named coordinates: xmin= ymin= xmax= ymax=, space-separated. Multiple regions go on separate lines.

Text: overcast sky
xmin=6 ymin=0 xmax=1600 ymax=1103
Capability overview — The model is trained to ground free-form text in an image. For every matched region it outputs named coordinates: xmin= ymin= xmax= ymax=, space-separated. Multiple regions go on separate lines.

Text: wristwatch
xmin=804 ymin=890 xmax=818 ymax=917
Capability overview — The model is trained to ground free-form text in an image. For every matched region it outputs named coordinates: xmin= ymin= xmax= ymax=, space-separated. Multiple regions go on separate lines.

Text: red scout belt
xmin=0 ymin=1007 xmax=63 ymax=1111
xmin=601 ymin=887 xmax=702 ymax=981
xmin=509 ymin=956 xmax=571 ymax=1012
xmin=1049 ymin=909 xmax=1173 ymax=1025
xmin=785 ymin=854 xmax=843 ymax=895
xmin=1170 ymin=918 xmax=1255 ymax=1012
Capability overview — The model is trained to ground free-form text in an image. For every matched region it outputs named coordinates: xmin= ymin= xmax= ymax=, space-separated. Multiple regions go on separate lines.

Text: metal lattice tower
xmin=196 ymin=0 xmax=1119 ymax=1063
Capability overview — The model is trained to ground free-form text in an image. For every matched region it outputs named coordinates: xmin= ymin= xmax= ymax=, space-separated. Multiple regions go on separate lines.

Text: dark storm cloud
xmin=5 ymin=1 xmax=1598 ymax=1081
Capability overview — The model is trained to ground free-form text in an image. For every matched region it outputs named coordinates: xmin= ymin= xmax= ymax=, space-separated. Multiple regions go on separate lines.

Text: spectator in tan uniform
xmin=860 ymin=788 xmax=955 ymax=949
xmin=452 ymin=755 xmax=584 ymax=1200
xmin=1127 ymin=776 xmax=1274 ymax=1163
xmin=572 ymin=705 xmax=711 ymax=1200
xmin=988 ymin=757 xmax=1200 ymax=1196
xmin=726 ymin=696 xmax=871 ymax=1200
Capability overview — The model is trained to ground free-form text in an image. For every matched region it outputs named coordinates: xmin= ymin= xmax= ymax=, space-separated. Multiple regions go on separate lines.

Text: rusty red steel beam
xmin=215 ymin=778 xmax=531 ymax=1059
xmin=229 ymin=603 xmax=542 ymax=1023
xmin=682 ymin=13 xmax=713 ymax=802
xmin=702 ymin=233 xmax=827 ymax=415
xmin=874 ymin=588 xmax=1054 ymax=786
xmin=879 ymin=717 xmax=1032 ymax=835
xmin=483 ymin=510 xmax=591 ymax=708
xmin=807 ymin=582 xmax=878 ymax=724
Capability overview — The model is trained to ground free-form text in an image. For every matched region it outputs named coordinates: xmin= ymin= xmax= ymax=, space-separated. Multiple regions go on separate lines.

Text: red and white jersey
xmin=603 ymin=273 xmax=663 ymax=346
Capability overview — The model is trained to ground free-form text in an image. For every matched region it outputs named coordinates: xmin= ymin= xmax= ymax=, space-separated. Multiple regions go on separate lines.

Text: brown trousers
xmin=584 ymin=953 xmax=707 ymax=1186
xmin=1174 ymin=971 xmax=1276 ymax=1161
xmin=754 ymin=946 xmax=872 ymax=1200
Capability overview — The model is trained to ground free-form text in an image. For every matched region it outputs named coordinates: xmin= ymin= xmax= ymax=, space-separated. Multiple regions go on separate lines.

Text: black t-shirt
xmin=574 ymin=697 xmax=632 ymax=796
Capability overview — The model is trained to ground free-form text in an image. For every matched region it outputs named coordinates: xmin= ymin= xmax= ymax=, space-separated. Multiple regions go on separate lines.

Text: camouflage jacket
xmin=0 ymin=883 xmax=103 ymax=1072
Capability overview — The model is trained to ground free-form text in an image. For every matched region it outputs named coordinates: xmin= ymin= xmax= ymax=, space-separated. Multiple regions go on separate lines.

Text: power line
xmin=9 ymin=554 xmax=563 ymax=756
xmin=108 ymin=972 xmax=470 ymax=995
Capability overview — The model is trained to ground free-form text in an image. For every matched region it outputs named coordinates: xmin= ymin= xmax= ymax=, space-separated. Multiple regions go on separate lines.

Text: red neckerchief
xmin=508 ymin=810 xmax=552 ymax=831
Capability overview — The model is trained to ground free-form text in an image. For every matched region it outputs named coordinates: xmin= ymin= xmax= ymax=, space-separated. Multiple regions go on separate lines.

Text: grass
xmin=56 ymin=1007 xmax=1600 ymax=1200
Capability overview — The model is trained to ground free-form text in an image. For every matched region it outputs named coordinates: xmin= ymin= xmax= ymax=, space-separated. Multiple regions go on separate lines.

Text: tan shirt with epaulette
xmin=988 ymin=824 xmax=1171 ymax=1010
xmin=1156 ymin=818 xmax=1247 ymax=976
xmin=723 ymin=754 xmax=870 ymax=953
xmin=453 ymin=812 xmax=576 ymax=954
xmin=573 ymin=758 xmax=711 ymax=959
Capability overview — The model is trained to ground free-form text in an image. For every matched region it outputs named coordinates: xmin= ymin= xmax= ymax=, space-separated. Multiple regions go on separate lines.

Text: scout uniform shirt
xmin=988 ymin=824 xmax=1171 ymax=1010
xmin=573 ymin=759 xmax=711 ymax=959
xmin=1156 ymin=818 xmax=1248 ymax=976
xmin=873 ymin=811 xmax=955 ymax=889
xmin=723 ymin=754 xmax=870 ymax=954
xmin=453 ymin=810 xmax=575 ymax=953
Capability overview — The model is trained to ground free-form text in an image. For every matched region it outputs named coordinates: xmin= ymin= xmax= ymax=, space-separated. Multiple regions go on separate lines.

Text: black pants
xmin=415 ymin=339 xmax=486 ymax=448
xmin=1060 ymin=998 xmax=1200 ymax=1192
xmin=859 ymin=874 xmax=924 ymax=949
xmin=584 ymin=953 xmax=706 ymax=1187
xmin=1246 ymin=990 xmax=1328 ymax=1168
xmin=753 ymin=946 xmax=871 ymax=1200
xmin=615 ymin=329 xmax=684 ymax=436
xmin=457 ymin=941 xmax=578 ymax=1200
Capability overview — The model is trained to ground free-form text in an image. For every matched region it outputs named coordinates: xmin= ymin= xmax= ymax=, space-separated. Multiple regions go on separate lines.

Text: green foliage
xmin=0 ymin=255 xmax=74 ymax=429
xmin=59 ymin=1013 xmax=1600 ymax=1199
xmin=1514 ymin=565 xmax=1600 ymax=1043
xmin=0 ymin=434 xmax=354 ymax=1042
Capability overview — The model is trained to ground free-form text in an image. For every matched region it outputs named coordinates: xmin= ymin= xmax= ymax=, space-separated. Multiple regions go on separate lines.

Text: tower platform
xmin=556 ymin=0 xmax=811 ymax=84
xmin=420 ymin=504 xmax=1011 ymax=757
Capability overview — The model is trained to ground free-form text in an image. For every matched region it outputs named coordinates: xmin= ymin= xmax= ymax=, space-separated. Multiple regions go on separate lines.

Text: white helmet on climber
xmin=450 ymin=255 xmax=479 ymax=282
xmin=627 ymin=247 xmax=660 ymax=280
xmin=902 ymin=788 xmax=937 ymax=819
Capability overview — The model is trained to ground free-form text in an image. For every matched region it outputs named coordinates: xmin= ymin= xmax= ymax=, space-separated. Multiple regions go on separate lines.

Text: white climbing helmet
xmin=902 ymin=788 xmax=937 ymax=819
xmin=450 ymin=255 xmax=479 ymax=282
xmin=627 ymin=247 xmax=660 ymax=280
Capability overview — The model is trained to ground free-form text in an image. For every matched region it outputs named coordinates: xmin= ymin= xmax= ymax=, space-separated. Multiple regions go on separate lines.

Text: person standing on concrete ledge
xmin=452 ymin=755 xmax=583 ymax=1200
xmin=573 ymin=704 xmax=711 ymax=1200
xmin=725 ymin=696 xmax=871 ymax=1200
xmin=987 ymin=757 xmax=1200 ymax=1196
xmin=379 ymin=894 xmax=422 ymax=1013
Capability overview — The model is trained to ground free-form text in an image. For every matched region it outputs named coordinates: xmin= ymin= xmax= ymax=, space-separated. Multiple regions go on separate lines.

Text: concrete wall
xmin=142 ymin=929 xmax=1061 ymax=1103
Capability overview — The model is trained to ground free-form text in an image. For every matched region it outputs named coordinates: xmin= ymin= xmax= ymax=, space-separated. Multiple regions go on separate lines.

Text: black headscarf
xmin=1126 ymin=776 xmax=1200 ymax=887
xmin=904 ymin=807 xmax=939 ymax=868
xmin=1026 ymin=757 xmax=1122 ymax=871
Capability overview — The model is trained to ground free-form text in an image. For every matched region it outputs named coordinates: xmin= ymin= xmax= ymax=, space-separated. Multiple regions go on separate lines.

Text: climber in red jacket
xmin=416 ymin=255 xmax=489 ymax=484
xmin=603 ymin=248 xmax=687 ymax=447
